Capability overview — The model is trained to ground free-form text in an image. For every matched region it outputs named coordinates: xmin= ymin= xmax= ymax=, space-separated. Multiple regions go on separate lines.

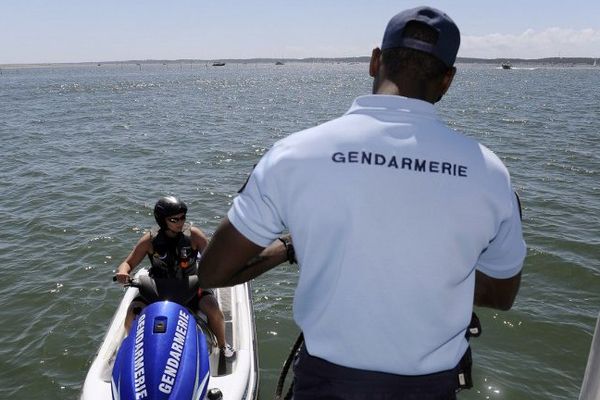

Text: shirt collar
xmin=345 ymin=95 xmax=439 ymax=120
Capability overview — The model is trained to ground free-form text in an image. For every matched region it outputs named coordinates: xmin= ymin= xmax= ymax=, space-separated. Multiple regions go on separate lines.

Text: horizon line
xmin=2 ymin=55 xmax=599 ymax=68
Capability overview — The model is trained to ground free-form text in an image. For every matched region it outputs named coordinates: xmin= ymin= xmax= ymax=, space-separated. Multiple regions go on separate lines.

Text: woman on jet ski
xmin=115 ymin=196 xmax=235 ymax=359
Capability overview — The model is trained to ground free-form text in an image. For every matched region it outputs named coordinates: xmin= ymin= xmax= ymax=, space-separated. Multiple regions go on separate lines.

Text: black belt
xmin=295 ymin=344 xmax=461 ymax=386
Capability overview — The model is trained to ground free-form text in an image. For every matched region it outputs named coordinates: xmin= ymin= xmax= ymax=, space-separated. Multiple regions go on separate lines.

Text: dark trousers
xmin=292 ymin=346 xmax=459 ymax=400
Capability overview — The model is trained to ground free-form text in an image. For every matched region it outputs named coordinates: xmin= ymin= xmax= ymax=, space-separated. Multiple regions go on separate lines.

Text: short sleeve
xmin=476 ymin=193 xmax=527 ymax=278
xmin=227 ymin=149 xmax=286 ymax=247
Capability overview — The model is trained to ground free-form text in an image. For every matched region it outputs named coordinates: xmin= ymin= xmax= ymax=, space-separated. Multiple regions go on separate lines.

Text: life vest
xmin=147 ymin=225 xmax=199 ymax=279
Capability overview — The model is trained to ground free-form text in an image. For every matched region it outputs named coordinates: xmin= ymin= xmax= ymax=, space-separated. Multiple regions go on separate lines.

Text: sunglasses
xmin=167 ymin=215 xmax=186 ymax=223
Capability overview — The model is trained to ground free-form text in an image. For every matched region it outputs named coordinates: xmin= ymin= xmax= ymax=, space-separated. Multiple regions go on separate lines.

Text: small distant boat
xmin=212 ymin=62 xmax=226 ymax=67
xmin=275 ymin=61 xmax=284 ymax=65
xmin=501 ymin=63 xmax=512 ymax=70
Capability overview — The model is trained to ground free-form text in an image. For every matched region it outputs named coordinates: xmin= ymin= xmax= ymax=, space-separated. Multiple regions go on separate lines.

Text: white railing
xmin=580 ymin=311 xmax=600 ymax=400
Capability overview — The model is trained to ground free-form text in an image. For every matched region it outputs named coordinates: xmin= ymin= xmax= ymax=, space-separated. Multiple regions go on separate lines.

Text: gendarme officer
xmin=198 ymin=6 xmax=526 ymax=399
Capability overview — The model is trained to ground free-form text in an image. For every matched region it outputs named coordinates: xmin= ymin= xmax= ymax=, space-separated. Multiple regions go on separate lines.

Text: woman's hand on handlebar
xmin=114 ymin=272 xmax=131 ymax=284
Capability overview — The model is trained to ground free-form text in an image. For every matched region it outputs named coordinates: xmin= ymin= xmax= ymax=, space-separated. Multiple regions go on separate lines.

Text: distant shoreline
xmin=1 ymin=56 xmax=598 ymax=69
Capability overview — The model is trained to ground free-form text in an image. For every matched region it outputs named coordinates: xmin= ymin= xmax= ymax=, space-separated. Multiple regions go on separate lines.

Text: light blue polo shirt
xmin=228 ymin=95 xmax=526 ymax=375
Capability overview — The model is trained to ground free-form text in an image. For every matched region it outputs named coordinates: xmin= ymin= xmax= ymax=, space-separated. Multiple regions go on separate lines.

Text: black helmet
xmin=154 ymin=196 xmax=188 ymax=229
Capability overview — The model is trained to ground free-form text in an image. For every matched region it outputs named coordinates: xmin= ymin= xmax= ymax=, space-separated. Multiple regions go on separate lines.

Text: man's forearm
xmin=209 ymin=236 xmax=291 ymax=286
xmin=218 ymin=253 xmax=287 ymax=286
xmin=197 ymin=217 xmax=290 ymax=288
xmin=474 ymin=270 xmax=521 ymax=311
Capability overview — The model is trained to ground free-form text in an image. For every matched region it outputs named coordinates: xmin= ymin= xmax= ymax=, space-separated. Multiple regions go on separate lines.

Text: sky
xmin=2 ymin=0 xmax=600 ymax=65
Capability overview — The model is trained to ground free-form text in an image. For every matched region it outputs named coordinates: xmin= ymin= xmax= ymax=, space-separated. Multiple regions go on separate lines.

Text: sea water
xmin=0 ymin=62 xmax=599 ymax=399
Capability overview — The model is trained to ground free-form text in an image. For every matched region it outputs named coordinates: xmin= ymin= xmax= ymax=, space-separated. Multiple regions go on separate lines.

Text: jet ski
xmin=81 ymin=269 xmax=259 ymax=399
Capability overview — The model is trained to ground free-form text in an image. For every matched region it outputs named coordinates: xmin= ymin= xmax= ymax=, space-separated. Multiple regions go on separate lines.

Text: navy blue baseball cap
xmin=381 ymin=6 xmax=460 ymax=67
